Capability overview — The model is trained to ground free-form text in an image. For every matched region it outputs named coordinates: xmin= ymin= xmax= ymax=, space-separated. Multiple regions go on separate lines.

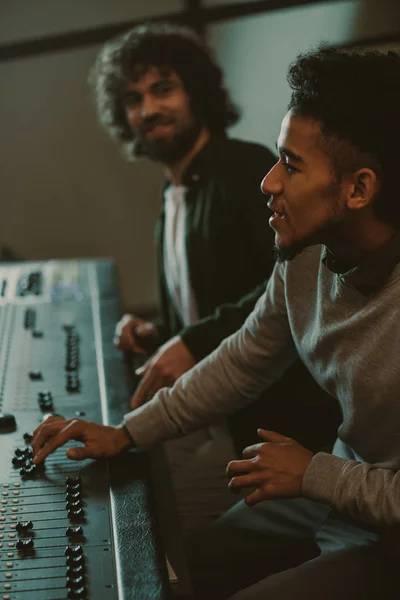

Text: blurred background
xmin=0 ymin=0 xmax=399 ymax=313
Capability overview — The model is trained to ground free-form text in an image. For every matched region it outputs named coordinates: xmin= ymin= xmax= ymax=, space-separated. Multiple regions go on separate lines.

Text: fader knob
xmin=0 ymin=413 xmax=16 ymax=433
xmin=66 ymin=526 xmax=83 ymax=537
xmin=67 ymin=485 xmax=82 ymax=494
xmin=67 ymin=564 xmax=84 ymax=577
xmin=67 ymin=576 xmax=85 ymax=589
xmin=29 ymin=371 xmax=42 ymax=380
xmin=66 ymin=477 xmax=82 ymax=486
xmin=65 ymin=545 xmax=83 ymax=557
xmin=68 ymin=508 xmax=84 ymax=520
xmin=66 ymin=491 xmax=81 ymax=501
xmin=67 ymin=587 xmax=86 ymax=599
xmin=39 ymin=400 xmax=54 ymax=412
xmin=66 ymin=499 xmax=83 ymax=510
xmin=16 ymin=538 xmax=34 ymax=550
xmin=16 ymin=521 xmax=33 ymax=533
xmin=66 ymin=554 xmax=84 ymax=567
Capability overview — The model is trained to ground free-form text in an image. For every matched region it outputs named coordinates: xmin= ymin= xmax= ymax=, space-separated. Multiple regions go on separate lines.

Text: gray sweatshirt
xmin=125 ymin=240 xmax=400 ymax=531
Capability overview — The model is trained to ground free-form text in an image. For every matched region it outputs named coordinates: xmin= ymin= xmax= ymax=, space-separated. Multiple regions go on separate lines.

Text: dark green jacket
xmin=155 ymin=135 xmax=276 ymax=352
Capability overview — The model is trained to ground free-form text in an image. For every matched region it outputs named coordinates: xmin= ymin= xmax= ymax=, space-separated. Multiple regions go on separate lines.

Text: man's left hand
xmin=226 ymin=429 xmax=314 ymax=506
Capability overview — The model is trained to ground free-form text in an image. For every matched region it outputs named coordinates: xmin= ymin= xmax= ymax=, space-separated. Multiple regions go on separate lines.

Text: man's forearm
xmin=302 ymin=452 xmax=400 ymax=527
xmin=124 ymin=279 xmax=298 ymax=449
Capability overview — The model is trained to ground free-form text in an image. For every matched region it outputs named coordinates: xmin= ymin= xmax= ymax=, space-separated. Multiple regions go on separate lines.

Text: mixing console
xmin=0 ymin=260 xmax=180 ymax=600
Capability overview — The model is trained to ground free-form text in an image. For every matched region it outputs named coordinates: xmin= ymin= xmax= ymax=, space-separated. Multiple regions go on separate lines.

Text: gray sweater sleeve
xmin=124 ymin=263 xmax=298 ymax=448
xmin=303 ymin=453 xmax=400 ymax=527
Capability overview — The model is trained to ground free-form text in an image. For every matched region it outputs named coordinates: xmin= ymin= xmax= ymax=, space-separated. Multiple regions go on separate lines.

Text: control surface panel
xmin=0 ymin=260 xmax=170 ymax=600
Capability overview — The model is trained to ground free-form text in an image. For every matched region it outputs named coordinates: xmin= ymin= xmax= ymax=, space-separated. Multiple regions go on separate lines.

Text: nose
xmin=140 ymin=94 xmax=159 ymax=119
xmin=261 ymin=162 xmax=282 ymax=197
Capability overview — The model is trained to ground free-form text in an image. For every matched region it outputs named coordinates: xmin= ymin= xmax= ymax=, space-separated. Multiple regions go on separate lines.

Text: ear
xmin=347 ymin=168 xmax=380 ymax=211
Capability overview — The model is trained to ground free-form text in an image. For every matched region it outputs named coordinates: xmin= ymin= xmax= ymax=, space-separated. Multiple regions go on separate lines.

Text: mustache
xmin=139 ymin=116 xmax=174 ymax=135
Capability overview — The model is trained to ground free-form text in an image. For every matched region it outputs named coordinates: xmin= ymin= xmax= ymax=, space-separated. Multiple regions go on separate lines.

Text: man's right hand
xmin=130 ymin=336 xmax=196 ymax=409
xmin=32 ymin=416 xmax=132 ymax=465
xmin=114 ymin=314 xmax=160 ymax=355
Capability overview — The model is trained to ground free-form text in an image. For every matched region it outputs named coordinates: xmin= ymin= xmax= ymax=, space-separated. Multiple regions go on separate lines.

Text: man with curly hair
xmin=92 ymin=22 xmax=279 ymax=531
xmin=91 ymin=22 xmax=338 ymax=535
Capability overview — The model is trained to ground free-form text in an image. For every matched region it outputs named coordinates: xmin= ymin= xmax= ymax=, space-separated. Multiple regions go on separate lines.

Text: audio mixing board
xmin=0 ymin=260 xmax=185 ymax=600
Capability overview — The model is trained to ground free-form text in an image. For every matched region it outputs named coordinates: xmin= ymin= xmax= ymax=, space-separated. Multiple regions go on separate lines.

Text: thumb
xmin=130 ymin=367 xmax=156 ymax=409
xmin=66 ymin=446 xmax=92 ymax=461
xmin=135 ymin=360 xmax=149 ymax=377
xmin=257 ymin=429 xmax=293 ymax=443
xmin=131 ymin=387 xmax=145 ymax=409
xmin=135 ymin=323 xmax=155 ymax=337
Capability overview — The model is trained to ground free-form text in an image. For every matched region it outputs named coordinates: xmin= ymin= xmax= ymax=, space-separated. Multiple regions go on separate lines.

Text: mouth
xmin=268 ymin=204 xmax=288 ymax=229
xmin=272 ymin=211 xmax=286 ymax=219
xmin=144 ymin=123 xmax=173 ymax=138
xmin=268 ymin=204 xmax=287 ymax=220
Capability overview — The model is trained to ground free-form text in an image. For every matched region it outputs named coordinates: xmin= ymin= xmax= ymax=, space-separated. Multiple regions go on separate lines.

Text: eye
xmin=153 ymin=82 xmax=175 ymax=97
xmin=283 ymin=162 xmax=298 ymax=174
xmin=123 ymin=92 xmax=141 ymax=107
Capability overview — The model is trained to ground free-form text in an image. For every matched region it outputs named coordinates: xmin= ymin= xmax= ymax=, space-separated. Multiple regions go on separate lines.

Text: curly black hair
xmin=287 ymin=45 xmax=400 ymax=226
xmin=90 ymin=21 xmax=240 ymax=159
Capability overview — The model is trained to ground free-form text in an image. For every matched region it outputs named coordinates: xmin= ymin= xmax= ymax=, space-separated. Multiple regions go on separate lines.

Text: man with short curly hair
xmin=91 ymin=23 xmax=339 ymax=536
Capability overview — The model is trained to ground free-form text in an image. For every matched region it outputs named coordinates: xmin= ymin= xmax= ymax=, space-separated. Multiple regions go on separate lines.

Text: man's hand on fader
xmin=32 ymin=416 xmax=132 ymax=465
xmin=226 ymin=429 xmax=314 ymax=506
xmin=130 ymin=336 xmax=196 ymax=409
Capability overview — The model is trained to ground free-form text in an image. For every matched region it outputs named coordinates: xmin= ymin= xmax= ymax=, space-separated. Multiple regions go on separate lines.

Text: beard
xmin=273 ymin=180 xmax=344 ymax=264
xmin=274 ymin=214 xmax=344 ymax=263
xmin=135 ymin=117 xmax=203 ymax=164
